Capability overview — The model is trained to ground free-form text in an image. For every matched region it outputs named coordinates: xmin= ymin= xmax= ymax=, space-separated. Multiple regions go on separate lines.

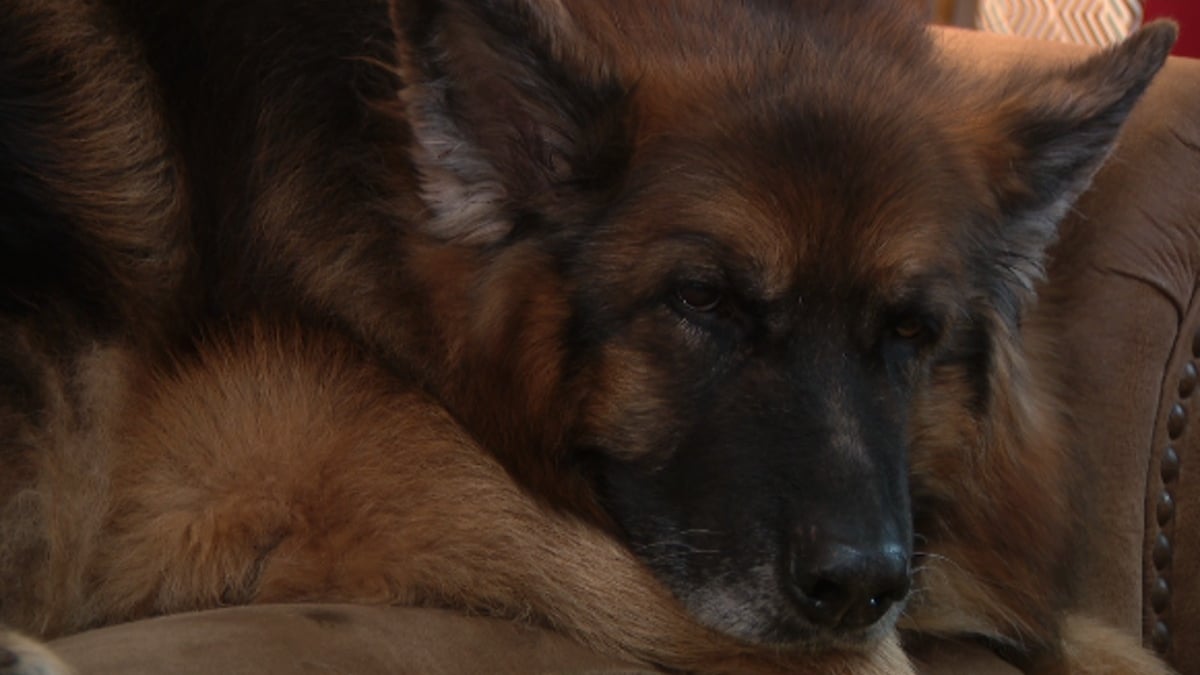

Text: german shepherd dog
xmin=0 ymin=0 xmax=1177 ymax=673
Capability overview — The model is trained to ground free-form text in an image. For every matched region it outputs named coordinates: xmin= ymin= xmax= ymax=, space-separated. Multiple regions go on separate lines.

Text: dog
xmin=0 ymin=0 xmax=1177 ymax=673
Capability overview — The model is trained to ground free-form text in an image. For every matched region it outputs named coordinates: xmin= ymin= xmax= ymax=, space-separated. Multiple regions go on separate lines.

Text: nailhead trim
xmin=1180 ymin=363 xmax=1198 ymax=398
xmin=1151 ymin=329 xmax=1198 ymax=657
xmin=1168 ymin=404 xmax=1187 ymax=439
xmin=1153 ymin=620 xmax=1172 ymax=655
xmin=1157 ymin=492 xmax=1175 ymax=526
xmin=1162 ymin=447 xmax=1181 ymax=483
xmin=1152 ymin=533 xmax=1172 ymax=570
xmin=1152 ymin=577 xmax=1171 ymax=613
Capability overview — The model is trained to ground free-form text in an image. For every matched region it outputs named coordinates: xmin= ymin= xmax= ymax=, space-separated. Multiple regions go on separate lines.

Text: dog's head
xmin=391 ymin=0 xmax=1174 ymax=649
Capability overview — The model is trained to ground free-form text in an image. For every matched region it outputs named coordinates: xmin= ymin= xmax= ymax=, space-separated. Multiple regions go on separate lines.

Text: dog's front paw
xmin=0 ymin=631 xmax=75 ymax=675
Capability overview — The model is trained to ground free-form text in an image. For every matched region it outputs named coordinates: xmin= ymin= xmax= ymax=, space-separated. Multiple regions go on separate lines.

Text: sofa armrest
xmin=935 ymin=26 xmax=1200 ymax=673
xmin=1046 ymin=45 xmax=1200 ymax=671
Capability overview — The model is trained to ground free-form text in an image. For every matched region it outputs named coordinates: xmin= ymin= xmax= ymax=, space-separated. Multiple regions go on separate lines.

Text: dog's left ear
xmin=975 ymin=21 xmax=1176 ymax=308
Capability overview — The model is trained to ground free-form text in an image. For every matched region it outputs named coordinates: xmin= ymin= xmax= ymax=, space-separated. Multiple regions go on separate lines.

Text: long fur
xmin=0 ymin=0 xmax=1177 ymax=673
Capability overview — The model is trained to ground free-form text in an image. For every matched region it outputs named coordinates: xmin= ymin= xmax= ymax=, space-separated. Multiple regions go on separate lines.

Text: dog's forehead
xmin=576 ymin=0 xmax=974 ymax=299
xmin=618 ymin=122 xmax=965 ymax=301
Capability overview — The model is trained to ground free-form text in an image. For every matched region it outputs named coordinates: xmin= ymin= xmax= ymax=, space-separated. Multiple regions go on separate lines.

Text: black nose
xmin=788 ymin=539 xmax=910 ymax=631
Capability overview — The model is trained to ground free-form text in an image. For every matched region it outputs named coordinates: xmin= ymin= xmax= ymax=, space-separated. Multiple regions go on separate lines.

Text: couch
xmin=41 ymin=26 xmax=1200 ymax=675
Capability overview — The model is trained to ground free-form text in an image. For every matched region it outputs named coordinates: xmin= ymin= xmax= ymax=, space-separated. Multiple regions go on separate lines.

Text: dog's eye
xmin=881 ymin=314 xmax=940 ymax=368
xmin=893 ymin=317 xmax=926 ymax=341
xmin=675 ymin=283 xmax=723 ymax=313
xmin=887 ymin=314 xmax=942 ymax=352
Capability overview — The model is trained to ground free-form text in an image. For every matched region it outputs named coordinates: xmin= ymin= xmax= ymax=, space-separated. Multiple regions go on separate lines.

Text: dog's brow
xmin=874 ymin=269 xmax=965 ymax=323
xmin=659 ymin=228 xmax=800 ymax=296
xmin=661 ymin=230 xmax=723 ymax=250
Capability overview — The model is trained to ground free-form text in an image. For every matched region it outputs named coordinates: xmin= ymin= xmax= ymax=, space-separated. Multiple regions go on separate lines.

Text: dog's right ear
xmin=391 ymin=0 xmax=633 ymax=245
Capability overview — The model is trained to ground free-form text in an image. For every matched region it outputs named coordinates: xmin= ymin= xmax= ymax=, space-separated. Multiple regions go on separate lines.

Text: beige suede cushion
xmin=50 ymin=605 xmax=652 ymax=675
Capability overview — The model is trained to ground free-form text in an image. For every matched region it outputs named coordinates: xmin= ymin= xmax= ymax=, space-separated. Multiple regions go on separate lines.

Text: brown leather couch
xmin=42 ymin=26 xmax=1200 ymax=675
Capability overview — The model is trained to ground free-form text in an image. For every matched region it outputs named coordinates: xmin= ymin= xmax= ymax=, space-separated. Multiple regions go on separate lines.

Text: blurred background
xmin=924 ymin=0 xmax=1198 ymax=57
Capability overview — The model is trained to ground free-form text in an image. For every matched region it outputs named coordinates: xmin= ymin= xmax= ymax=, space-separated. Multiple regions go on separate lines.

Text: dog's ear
xmin=973 ymin=21 xmax=1176 ymax=316
xmin=391 ymin=0 xmax=632 ymax=244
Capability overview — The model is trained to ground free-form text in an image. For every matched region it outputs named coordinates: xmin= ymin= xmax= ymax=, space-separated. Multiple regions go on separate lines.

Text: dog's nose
xmin=788 ymin=539 xmax=910 ymax=631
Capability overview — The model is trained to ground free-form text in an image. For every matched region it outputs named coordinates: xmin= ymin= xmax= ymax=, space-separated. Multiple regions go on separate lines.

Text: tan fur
xmin=1047 ymin=616 xmax=1176 ymax=675
xmin=0 ymin=341 xmax=137 ymax=637
xmin=904 ymin=319 xmax=1073 ymax=644
xmin=0 ymin=1 xmax=1177 ymax=673
xmin=901 ymin=247 xmax=1176 ymax=673
xmin=12 ymin=327 xmax=913 ymax=675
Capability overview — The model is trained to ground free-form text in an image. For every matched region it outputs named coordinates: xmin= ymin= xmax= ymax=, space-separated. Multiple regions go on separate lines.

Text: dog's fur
xmin=0 ymin=0 xmax=1177 ymax=673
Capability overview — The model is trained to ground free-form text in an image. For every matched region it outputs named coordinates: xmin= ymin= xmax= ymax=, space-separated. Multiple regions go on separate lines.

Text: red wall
xmin=1144 ymin=0 xmax=1200 ymax=57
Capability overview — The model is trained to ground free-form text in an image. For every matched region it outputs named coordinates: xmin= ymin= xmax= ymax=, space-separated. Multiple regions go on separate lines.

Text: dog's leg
xmin=249 ymin=424 xmax=916 ymax=675
xmin=87 ymin=329 xmax=913 ymax=675
xmin=0 ymin=631 xmax=74 ymax=675
xmin=251 ymin=421 xmax=916 ymax=675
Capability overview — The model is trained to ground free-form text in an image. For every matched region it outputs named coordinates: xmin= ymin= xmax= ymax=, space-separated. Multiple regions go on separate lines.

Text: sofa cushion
xmin=50 ymin=604 xmax=653 ymax=675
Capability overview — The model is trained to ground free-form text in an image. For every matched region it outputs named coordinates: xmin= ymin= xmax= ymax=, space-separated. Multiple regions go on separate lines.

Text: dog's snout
xmin=788 ymin=538 xmax=910 ymax=631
